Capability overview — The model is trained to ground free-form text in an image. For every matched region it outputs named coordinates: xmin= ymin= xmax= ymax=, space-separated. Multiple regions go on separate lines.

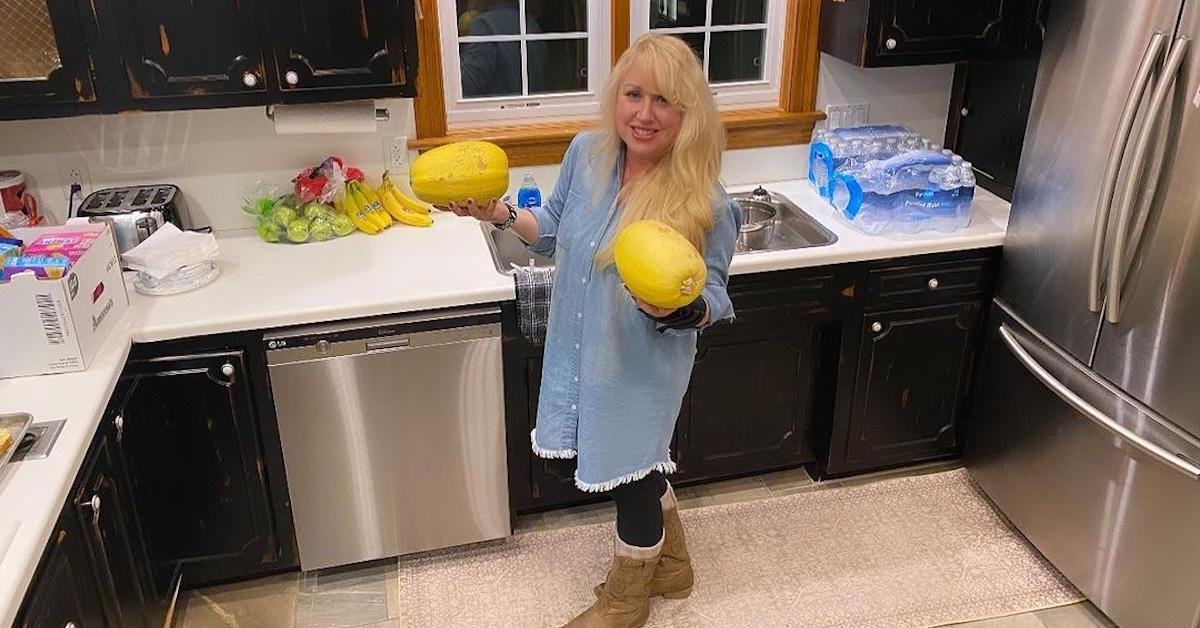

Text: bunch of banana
xmin=341 ymin=180 xmax=392 ymax=234
xmin=378 ymin=171 xmax=434 ymax=227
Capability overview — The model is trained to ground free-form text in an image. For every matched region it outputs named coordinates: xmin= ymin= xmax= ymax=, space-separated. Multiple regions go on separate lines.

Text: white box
xmin=1 ymin=223 xmax=129 ymax=379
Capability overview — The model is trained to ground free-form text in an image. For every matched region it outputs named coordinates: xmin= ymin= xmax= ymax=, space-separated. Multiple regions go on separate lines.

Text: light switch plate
xmin=825 ymin=102 xmax=870 ymax=129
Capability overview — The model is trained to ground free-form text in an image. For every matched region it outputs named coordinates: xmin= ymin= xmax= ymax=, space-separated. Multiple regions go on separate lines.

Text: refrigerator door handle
xmin=1089 ymin=32 xmax=1169 ymax=313
xmin=998 ymin=323 xmax=1200 ymax=480
xmin=1106 ymin=36 xmax=1191 ymax=323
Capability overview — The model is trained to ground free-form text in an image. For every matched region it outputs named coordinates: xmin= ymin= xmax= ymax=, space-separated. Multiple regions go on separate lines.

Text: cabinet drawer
xmin=867 ymin=257 xmax=992 ymax=308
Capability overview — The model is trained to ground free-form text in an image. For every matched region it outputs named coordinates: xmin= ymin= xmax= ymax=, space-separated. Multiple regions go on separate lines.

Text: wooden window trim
xmin=411 ymin=0 xmax=823 ymax=167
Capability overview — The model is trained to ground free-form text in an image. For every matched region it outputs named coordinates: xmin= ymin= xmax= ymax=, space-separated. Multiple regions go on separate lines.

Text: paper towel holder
xmin=264 ymin=104 xmax=391 ymax=123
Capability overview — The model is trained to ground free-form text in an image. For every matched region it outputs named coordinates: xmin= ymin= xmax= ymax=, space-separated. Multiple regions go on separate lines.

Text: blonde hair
xmin=593 ymin=34 xmax=725 ymax=267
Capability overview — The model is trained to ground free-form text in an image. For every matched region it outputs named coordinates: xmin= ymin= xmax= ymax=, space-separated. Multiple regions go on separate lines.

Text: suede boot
xmin=564 ymin=534 xmax=662 ymax=628
xmin=596 ymin=483 xmax=693 ymax=599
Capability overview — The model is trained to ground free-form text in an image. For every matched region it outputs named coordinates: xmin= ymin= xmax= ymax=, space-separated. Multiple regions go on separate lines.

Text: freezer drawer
xmin=266 ymin=309 xmax=510 ymax=571
xmin=966 ymin=303 xmax=1200 ymax=628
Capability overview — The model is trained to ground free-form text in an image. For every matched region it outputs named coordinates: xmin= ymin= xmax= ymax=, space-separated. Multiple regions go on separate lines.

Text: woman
xmin=449 ymin=34 xmax=739 ymax=627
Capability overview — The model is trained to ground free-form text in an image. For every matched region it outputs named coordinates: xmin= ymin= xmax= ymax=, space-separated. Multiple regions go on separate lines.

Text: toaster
xmin=76 ymin=185 xmax=191 ymax=255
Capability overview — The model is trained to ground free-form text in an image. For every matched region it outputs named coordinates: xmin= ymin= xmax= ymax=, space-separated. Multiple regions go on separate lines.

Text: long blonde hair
xmin=593 ymin=34 xmax=725 ymax=267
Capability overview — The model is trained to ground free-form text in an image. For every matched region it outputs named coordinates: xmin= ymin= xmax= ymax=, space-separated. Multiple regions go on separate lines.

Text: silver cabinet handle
xmin=221 ymin=362 xmax=235 ymax=377
xmin=927 ymin=277 xmax=939 ymax=289
xmin=242 ymin=72 xmax=258 ymax=88
xmin=82 ymin=494 xmax=101 ymax=525
xmin=114 ymin=414 xmax=124 ymax=443
xmin=1089 ymin=32 xmax=1167 ymax=314
xmin=285 ymin=70 xmax=300 ymax=86
xmin=960 ymin=107 xmax=969 ymax=117
xmin=870 ymin=321 xmax=883 ymax=333
xmin=65 ymin=623 xmax=76 ymax=628
xmin=1107 ymin=36 xmax=1189 ymax=324
xmin=998 ymin=323 xmax=1200 ymax=480
xmin=885 ymin=38 xmax=897 ymax=50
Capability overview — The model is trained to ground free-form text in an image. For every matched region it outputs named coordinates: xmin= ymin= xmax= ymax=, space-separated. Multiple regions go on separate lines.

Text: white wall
xmin=0 ymin=55 xmax=953 ymax=231
xmin=815 ymin=53 xmax=957 ymax=143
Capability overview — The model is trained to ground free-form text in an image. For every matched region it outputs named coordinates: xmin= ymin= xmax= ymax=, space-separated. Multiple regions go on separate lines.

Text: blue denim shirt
xmin=527 ymin=132 xmax=740 ymax=492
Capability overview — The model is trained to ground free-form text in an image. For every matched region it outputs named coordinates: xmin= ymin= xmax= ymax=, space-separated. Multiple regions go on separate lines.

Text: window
xmin=412 ymin=0 xmax=822 ymax=166
xmin=439 ymin=0 xmax=611 ymax=127
xmin=631 ymin=0 xmax=787 ymax=108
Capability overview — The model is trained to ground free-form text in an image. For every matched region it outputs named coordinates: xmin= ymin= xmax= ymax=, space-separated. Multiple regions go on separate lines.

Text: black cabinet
xmin=828 ymin=301 xmax=984 ymax=475
xmin=121 ymin=349 xmax=284 ymax=589
xmin=0 ymin=0 xmax=98 ymax=107
xmin=15 ymin=509 xmax=108 ymax=628
xmin=0 ymin=0 xmax=418 ymax=120
xmin=820 ymin=0 xmax=1009 ymax=67
xmin=113 ymin=0 xmax=268 ymax=100
xmin=946 ymin=0 xmax=1049 ymax=200
xmin=270 ymin=0 xmax=419 ymax=98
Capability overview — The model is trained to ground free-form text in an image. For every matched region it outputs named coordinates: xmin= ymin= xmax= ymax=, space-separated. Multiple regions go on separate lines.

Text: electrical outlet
xmin=824 ymin=102 xmax=870 ymax=130
xmin=384 ymin=136 xmax=410 ymax=174
xmin=58 ymin=159 xmax=91 ymax=202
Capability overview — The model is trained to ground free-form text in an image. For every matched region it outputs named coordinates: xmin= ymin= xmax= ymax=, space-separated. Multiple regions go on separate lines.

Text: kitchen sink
xmin=482 ymin=188 xmax=836 ymax=275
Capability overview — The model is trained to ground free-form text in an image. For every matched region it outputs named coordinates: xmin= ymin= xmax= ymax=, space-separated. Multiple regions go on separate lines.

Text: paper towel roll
xmin=271 ymin=101 xmax=379 ymax=135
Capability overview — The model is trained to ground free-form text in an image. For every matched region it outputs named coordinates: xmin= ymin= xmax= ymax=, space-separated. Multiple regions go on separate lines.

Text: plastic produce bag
xmin=242 ymin=181 xmax=354 ymax=244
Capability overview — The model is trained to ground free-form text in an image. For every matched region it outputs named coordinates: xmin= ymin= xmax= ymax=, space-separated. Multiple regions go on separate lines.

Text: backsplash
xmin=0 ymin=58 xmax=954 ymax=231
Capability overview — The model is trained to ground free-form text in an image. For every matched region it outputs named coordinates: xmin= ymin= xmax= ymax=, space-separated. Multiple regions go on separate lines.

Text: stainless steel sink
xmin=481 ymin=188 xmax=836 ymax=275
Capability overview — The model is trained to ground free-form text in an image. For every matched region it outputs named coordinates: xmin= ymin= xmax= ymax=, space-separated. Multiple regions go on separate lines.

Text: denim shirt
xmin=527 ymin=132 xmax=740 ymax=492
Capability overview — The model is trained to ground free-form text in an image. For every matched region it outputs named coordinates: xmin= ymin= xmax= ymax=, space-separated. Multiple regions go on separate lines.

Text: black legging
xmin=609 ymin=471 xmax=668 ymax=548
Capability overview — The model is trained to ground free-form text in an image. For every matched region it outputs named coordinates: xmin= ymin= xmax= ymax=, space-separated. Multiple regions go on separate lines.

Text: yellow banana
xmin=380 ymin=187 xmax=433 ymax=227
xmin=382 ymin=171 xmax=431 ymax=215
xmin=352 ymin=181 xmax=393 ymax=230
xmin=343 ymin=184 xmax=381 ymax=235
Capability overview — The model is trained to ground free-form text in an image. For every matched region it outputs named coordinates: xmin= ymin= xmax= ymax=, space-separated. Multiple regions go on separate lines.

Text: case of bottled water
xmin=808 ymin=125 xmax=924 ymax=199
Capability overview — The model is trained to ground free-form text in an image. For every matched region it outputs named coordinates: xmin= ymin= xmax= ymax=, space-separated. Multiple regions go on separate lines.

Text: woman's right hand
xmin=445 ymin=197 xmax=509 ymax=224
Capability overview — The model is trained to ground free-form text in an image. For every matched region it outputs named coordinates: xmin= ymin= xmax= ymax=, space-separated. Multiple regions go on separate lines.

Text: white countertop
xmin=0 ymin=179 xmax=1008 ymax=625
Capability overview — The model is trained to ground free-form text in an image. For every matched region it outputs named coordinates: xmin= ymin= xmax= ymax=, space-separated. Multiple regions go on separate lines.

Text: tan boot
xmin=565 ymin=534 xmax=661 ymax=628
xmin=595 ymin=484 xmax=694 ymax=600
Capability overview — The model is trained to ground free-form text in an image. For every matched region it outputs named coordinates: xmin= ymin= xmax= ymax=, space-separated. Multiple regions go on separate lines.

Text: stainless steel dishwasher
xmin=264 ymin=306 xmax=510 ymax=571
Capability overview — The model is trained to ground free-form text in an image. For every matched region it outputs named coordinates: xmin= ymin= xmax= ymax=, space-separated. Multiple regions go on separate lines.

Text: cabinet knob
xmin=928 ymin=277 xmax=940 ymax=290
xmin=221 ymin=362 xmax=235 ymax=377
xmin=242 ymin=72 xmax=258 ymax=88
xmin=871 ymin=321 xmax=883 ymax=333
xmin=960 ymin=107 xmax=970 ymax=117
xmin=316 ymin=340 xmax=331 ymax=354
xmin=114 ymin=414 xmax=124 ymax=442
xmin=885 ymin=38 xmax=898 ymax=50
xmin=285 ymin=70 xmax=300 ymax=86
xmin=65 ymin=623 xmax=77 ymax=628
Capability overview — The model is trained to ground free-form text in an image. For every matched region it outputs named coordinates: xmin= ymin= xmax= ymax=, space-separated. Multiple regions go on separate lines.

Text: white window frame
xmin=630 ymin=0 xmax=786 ymax=109
xmin=439 ymin=0 xmax=611 ymax=128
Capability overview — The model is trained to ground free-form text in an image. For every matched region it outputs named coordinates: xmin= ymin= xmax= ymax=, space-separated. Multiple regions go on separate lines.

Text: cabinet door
xmin=0 ymin=0 xmax=96 ymax=104
xmin=677 ymin=313 xmax=823 ymax=481
xmin=75 ymin=432 xmax=153 ymax=628
xmin=837 ymin=301 xmax=983 ymax=474
xmin=875 ymin=0 xmax=1005 ymax=60
xmin=114 ymin=0 xmax=267 ymax=100
xmin=270 ymin=0 xmax=418 ymax=96
xmin=16 ymin=511 xmax=107 ymax=628
xmin=122 ymin=351 xmax=279 ymax=590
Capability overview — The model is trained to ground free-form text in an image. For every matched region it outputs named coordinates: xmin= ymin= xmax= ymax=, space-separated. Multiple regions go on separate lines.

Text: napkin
xmin=123 ymin=224 xmax=219 ymax=279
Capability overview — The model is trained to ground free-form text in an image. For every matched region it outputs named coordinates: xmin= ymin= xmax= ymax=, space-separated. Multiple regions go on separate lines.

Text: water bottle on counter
xmin=830 ymin=149 xmax=976 ymax=235
xmin=808 ymin=125 xmax=923 ymax=199
xmin=517 ymin=174 xmax=542 ymax=209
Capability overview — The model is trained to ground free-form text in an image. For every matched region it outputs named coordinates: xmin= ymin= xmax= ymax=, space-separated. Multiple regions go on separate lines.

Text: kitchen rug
xmin=395 ymin=468 xmax=1082 ymax=628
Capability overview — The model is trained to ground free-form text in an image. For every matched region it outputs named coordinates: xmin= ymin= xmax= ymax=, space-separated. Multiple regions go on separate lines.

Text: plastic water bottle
xmin=517 ymin=174 xmax=542 ymax=209
xmin=830 ymin=149 xmax=976 ymax=235
xmin=808 ymin=125 xmax=922 ymax=198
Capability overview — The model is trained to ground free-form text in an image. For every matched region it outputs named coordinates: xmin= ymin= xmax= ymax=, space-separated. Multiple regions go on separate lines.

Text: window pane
xmin=650 ymin=0 xmax=706 ymax=29
xmin=671 ymin=32 xmax=706 ymax=64
xmin=0 ymin=0 xmax=62 ymax=80
xmin=711 ymin=0 xmax=766 ymax=25
xmin=457 ymin=0 xmax=520 ymax=36
xmin=460 ymin=41 xmax=523 ymax=98
xmin=709 ymin=29 xmax=764 ymax=82
xmin=529 ymin=39 xmax=587 ymax=94
xmin=529 ymin=0 xmax=586 ymax=33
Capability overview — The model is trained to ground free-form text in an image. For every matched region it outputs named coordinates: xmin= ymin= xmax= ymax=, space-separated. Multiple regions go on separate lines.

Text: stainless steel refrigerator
xmin=965 ymin=2 xmax=1200 ymax=627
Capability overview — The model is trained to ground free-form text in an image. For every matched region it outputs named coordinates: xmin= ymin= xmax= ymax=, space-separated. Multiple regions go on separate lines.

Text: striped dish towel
xmin=512 ymin=264 xmax=554 ymax=345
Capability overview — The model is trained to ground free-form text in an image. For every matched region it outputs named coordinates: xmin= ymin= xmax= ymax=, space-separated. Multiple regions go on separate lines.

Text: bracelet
xmin=493 ymin=204 xmax=518 ymax=231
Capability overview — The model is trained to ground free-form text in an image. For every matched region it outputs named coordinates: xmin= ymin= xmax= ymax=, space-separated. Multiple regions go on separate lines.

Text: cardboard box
xmin=1 ymin=223 xmax=128 ymax=379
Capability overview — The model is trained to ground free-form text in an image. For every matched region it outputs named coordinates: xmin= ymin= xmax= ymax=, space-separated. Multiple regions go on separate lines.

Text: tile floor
xmin=175 ymin=461 xmax=1117 ymax=628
